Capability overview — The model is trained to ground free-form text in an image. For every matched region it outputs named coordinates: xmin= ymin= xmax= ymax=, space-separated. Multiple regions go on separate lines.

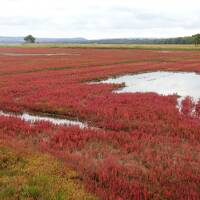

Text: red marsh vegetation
xmin=1 ymin=47 xmax=200 ymax=199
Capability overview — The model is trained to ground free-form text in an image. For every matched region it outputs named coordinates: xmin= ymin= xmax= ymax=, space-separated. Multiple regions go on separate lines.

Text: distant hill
xmin=0 ymin=35 xmax=196 ymax=44
xmin=0 ymin=36 xmax=24 ymax=44
xmin=37 ymin=37 xmax=87 ymax=43
xmin=0 ymin=36 xmax=88 ymax=44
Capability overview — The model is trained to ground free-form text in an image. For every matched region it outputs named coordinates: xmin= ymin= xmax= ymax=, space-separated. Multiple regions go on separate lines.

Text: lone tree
xmin=192 ymin=34 xmax=200 ymax=46
xmin=24 ymin=35 xmax=36 ymax=43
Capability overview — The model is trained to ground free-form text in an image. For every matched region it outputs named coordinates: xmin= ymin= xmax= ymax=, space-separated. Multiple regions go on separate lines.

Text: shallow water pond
xmin=101 ymin=71 xmax=200 ymax=101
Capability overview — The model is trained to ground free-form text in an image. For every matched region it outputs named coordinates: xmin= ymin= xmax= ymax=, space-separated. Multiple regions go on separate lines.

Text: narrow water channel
xmin=0 ymin=111 xmax=87 ymax=128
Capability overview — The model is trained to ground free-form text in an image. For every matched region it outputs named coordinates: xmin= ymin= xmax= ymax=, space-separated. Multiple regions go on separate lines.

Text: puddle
xmin=0 ymin=53 xmax=80 ymax=56
xmin=0 ymin=111 xmax=87 ymax=128
xmin=100 ymin=71 xmax=200 ymax=103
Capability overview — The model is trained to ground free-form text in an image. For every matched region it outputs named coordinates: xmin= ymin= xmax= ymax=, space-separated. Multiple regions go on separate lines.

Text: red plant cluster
xmin=1 ymin=48 xmax=200 ymax=199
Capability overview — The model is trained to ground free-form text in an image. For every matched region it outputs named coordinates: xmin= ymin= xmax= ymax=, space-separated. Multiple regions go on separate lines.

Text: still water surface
xmin=101 ymin=71 xmax=200 ymax=101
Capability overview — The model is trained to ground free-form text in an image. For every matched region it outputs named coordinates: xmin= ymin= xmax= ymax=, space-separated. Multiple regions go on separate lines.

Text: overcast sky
xmin=0 ymin=0 xmax=200 ymax=39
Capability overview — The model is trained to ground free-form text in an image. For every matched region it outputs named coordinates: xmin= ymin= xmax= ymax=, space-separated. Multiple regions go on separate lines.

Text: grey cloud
xmin=51 ymin=7 xmax=198 ymax=31
xmin=0 ymin=17 xmax=49 ymax=27
xmin=1 ymin=0 xmax=200 ymax=38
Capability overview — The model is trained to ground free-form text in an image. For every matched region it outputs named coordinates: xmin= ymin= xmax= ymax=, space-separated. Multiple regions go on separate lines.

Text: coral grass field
xmin=1 ymin=47 xmax=200 ymax=199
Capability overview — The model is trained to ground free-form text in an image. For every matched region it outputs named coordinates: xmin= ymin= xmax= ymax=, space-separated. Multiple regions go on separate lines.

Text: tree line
xmin=24 ymin=34 xmax=200 ymax=45
xmin=90 ymin=34 xmax=200 ymax=45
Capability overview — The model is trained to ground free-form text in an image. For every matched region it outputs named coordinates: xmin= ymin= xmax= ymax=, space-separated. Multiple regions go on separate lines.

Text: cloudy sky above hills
xmin=0 ymin=0 xmax=200 ymax=39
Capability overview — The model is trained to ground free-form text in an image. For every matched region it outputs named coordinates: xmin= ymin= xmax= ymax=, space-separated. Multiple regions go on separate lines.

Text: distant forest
xmin=90 ymin=36 xmax=195 ymax=44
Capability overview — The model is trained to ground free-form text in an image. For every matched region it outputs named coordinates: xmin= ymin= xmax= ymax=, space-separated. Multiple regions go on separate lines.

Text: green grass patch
xmin=0 ymin=143 xmax=98 ymax=200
